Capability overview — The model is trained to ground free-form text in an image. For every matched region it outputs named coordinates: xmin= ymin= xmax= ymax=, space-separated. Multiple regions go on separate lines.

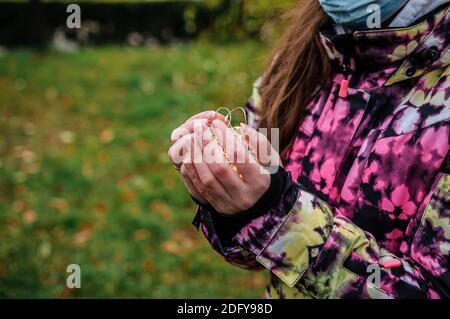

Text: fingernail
xmin=171 ymin=128 xmax=180 ymax=141
xmin=194 ymin=129 xmax=203 ymax=148
xmin=241 ymin=123 xmax=252 ymax=139
xmin=193 ymin=119 xmax=207 ymax=126
xmin=195 ymin=119 xmax=208 ymax=129
xmin=205 ymin=126 xmax=215 ymax=140
xmin=193 ymin=122 xmax=204 ymax=137
xmin=211 ymin=119 xmax=222 ymax=128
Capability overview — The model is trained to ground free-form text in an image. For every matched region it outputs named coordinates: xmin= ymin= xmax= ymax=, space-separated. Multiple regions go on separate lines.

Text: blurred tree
xmin=28 ymin=0 xmax=47 ymax=49
xmin=0 ymin=0 xmax=293 ymax=47
xmin=205 ymin=0 xmax=293 ymax=42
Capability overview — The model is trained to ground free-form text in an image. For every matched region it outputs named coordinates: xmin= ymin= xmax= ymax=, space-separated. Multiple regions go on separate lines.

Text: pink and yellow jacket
xmin=194 ymin=5 xmax=450 ymax=298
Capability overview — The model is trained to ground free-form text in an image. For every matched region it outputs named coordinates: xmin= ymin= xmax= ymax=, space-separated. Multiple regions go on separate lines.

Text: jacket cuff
xmin=192 ymin=166 xmax=293 ymax=254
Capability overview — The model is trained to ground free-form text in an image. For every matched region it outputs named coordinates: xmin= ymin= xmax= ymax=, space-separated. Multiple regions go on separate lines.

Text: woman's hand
xmin=169 ymin=111 xmax=228 ymax=205
xmin=168 ymin=111 xmax=281 ymax=215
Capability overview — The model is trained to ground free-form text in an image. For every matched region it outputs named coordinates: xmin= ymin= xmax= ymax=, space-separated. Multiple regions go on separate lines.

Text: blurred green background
xmin=0 ymin=0 xmax=291 ymax=297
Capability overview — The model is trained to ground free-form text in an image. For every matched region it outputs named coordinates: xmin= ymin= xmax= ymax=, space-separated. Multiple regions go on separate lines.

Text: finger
xmin=171 ymin=119 xmax=208 ymax=144
xmin=186 ymin=110 xmax=228 ymax=124
xmin=179 ymin=163 xmax=207 ymax=204
xmin=210 ymin=120 xmax=263 ymax=184
xmin=210 ymin=119 xmax=254 ymax=167
xmin=171 ymin=111 xmax=228 ymax=143
xmin=168 ymin=133 xmax=195 ymax=168
xmin=240 ymin=123 xmax=281 ymax=168
xmin=201 ymin=125 xmax=245 ymax=197
xmin=208 ymin=119 xmax=242 ymax=162
xmin=192 ymin=123 xmax=234 ymax=202
xmin=183 ymin=160 xmax=229 ymax=211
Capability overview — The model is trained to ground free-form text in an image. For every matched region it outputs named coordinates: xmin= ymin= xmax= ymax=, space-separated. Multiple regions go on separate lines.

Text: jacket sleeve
xmin=192 ymin=167 xmax=299 ymax=270
xmin=195 ymin=167 xmax=449 ymax=298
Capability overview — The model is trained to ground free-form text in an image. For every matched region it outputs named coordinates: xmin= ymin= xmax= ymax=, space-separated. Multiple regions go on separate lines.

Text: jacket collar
xmin=389 ymin=0 xmax=449 ymax=27
xmin=319 ymin=4 xmax=449 ymax=86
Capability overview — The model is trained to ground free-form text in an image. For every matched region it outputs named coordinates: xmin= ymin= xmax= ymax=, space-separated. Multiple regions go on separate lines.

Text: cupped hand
xmin=168 ymin=111 xmax=281 ymax=214
xmin=169 ymin=111 xmax=227 ymax=204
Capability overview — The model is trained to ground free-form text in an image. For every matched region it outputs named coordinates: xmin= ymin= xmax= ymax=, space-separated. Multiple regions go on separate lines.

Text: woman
xmin=168 ymin=0 xmax=450 ymax=298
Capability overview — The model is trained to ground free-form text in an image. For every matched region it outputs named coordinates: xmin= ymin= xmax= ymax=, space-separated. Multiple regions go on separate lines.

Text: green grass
xmin=0 ymin=41 xmax=270 ymax=298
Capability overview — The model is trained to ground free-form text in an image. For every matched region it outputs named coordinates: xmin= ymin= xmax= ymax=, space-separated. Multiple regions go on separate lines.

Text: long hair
xmin=259 ymin=0 xmax=331 ymax=157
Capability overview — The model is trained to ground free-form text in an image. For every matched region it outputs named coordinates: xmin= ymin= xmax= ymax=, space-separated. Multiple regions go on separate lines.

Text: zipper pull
xmin=339 ymin=54 xmax=350 ymax=98
xmin=339 ymin=78 xmax=349 ymax=98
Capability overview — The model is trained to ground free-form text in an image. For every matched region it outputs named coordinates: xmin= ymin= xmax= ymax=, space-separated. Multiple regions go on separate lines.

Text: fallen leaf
xmin=134 ymin=228 xmax=150 ymax=240
xmin=144 ymin=260 xmax=154 ymax=273
xmin=99 ymin=128 xmax=115 ymax=144
xmin=161 ymin=240 xmax=182 ymax=255
xmin=49 ymin=198 xmax=69 ymax=213
xmin=58 ymin=286 xmax=74 ymax=299
xmin=13 ymin=200 xmax=27 ymax=213
xmin=150 ymin=200 xmax=173 ymax=221
xmin=45 ymin=87 xmax=58 ymax=101
xmin=120 ymin=190 xmax=138 ymax=202
xmin=172 ymin=228 xmax=197 ymax=250
xmin=162 ymin=272 xmax=176 ymax=284
xmin=59 ymin=130 xmax=75 ymax=144
xmin=14 ymin=185 xmax=27 ymax=195
xmin=133 ymin=139 xmax=148 ymax=153
xmin=249 ymin=273 xmax=266 ymax=288
xmin=94 ymin=202 xmax=108 ymax=214
xmin=74 ymin=223 xmax=94 ymax=247
xmin=23 ymin=209 xmax=37 ymax=224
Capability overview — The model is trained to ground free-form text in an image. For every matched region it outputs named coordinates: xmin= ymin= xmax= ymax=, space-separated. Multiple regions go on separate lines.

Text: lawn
xmin=0 ymin=40 xmax=270 ymax=298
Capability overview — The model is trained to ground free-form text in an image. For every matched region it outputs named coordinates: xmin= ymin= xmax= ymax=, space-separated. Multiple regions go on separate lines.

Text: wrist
xmin=207 ymin=166 xmax=290 ymax=242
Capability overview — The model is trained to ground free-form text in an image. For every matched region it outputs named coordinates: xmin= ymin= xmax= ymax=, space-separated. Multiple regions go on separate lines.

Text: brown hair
xmin=259 ymin=0 xmax=331 ymax=157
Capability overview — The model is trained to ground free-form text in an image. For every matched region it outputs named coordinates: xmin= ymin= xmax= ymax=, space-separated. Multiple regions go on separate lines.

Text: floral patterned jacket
xmin=193 ymin=5 xmax=450 ymax=298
